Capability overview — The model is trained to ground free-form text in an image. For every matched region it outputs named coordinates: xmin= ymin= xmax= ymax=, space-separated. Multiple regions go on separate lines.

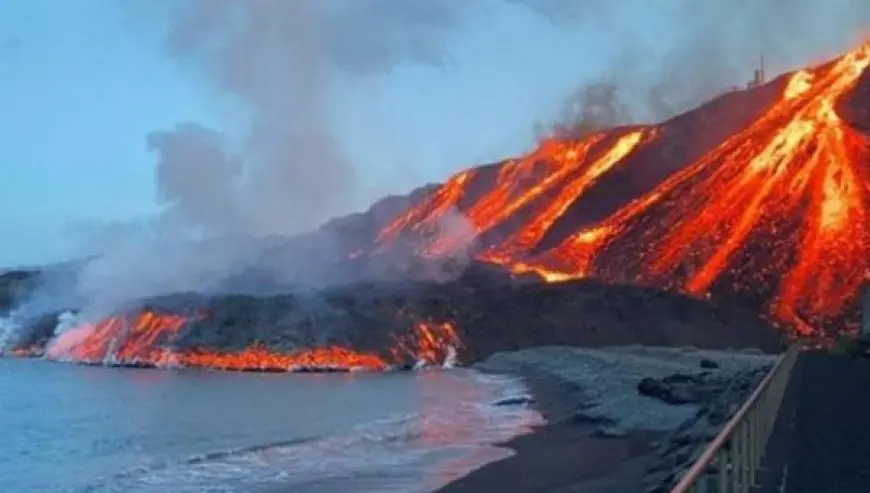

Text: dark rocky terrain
xmin=642 ymin=363 xmax=770 ymax=492
xmin=3 ymin=264 xmax=783 ymax=364
xmin=0 ymin=269 xmax=39 ymax=313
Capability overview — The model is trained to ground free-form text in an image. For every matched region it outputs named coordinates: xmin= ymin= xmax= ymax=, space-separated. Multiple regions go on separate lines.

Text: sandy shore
xmin=435 ymin=372 xmax=662 ymax=493
xmin=435 ymin=345 xmax=776 ymax=493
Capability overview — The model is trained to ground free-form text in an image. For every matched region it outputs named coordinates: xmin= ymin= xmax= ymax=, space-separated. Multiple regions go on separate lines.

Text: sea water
xmin=0 ymin=358 xmax=542 ymax=493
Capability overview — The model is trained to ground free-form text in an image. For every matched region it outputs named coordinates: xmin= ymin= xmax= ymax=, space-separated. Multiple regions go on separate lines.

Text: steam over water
xmin=0 ymin=358 xmax=541 ymax=493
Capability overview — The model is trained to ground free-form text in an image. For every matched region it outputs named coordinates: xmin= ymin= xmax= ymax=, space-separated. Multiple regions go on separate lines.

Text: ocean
xmin=0 ymin=358 xmax=542 ymax=493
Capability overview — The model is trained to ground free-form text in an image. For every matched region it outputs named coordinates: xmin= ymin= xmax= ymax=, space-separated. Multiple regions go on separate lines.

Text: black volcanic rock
xmin=18 ymin=268 xmax=782 ymax=364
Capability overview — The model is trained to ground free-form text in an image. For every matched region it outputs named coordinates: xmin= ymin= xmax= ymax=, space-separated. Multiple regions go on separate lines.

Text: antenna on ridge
xmin=760 ymin=53 xmax=766 ymax=84
xmin=747 ymin=53 xmax=766 ymax=89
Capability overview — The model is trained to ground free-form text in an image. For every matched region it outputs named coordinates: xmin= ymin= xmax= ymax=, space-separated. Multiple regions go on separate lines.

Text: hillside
xmin=357 ymin=43 xmax=870 ymax=337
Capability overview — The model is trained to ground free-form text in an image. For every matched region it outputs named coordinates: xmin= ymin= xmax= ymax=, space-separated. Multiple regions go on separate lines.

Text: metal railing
xmin=670 ymin=344 xmax=800 ymax=493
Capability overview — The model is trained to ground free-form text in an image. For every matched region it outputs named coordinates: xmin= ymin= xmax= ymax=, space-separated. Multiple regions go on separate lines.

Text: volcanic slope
xmin=367 ymin=43 xmax=870 ymax=336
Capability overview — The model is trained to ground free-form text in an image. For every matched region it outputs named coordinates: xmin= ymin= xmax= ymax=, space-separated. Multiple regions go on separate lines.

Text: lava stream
xmin=512 ymin=43 xmax=870 ymax=334
xmin=43 ymin=311 xmax=463 ymax=371
xmin=482 ymin=129 xmax=649 ymax=263
xmin=422 ymin=135 xmax=606 ymax=256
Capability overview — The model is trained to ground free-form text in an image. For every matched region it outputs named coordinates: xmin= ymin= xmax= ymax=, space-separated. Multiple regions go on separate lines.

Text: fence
xmin=669 ymin=344 xmax=800 ymax=493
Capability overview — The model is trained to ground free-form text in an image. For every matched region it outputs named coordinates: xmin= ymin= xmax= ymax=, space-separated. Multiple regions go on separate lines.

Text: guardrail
xmin=669 ymin=344 xmax=800 ymax=493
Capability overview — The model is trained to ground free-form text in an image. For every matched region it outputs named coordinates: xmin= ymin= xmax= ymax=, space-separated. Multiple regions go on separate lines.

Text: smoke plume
xmin=54 ymin=0 xmax=488 ymax=317
xmin=536 ymin=0 xmax=870 ymax=135
xmin=152 ymin=0 xmax=474 ymax=236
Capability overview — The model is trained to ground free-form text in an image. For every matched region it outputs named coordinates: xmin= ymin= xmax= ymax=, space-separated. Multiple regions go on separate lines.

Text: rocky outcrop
xmin=643 ymin=364 xmax=770 ymax=492
xmin=0 ymin=269 xmax=39 ymax=314
xmin=474 ymin=346 xmax=776 ymax=491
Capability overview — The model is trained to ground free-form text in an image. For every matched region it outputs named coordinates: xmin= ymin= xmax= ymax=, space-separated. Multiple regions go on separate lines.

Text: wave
xmin=77 ymin=370 xmax=543 ymax=493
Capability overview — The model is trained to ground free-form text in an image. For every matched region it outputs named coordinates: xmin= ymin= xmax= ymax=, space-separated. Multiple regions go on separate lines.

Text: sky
xmin=0 ymin=0 xmax=867 ymax=268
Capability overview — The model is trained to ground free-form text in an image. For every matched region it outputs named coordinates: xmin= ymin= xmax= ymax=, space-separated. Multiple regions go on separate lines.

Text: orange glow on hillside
xmin=376 ymin=42 xmax=870 ymax=336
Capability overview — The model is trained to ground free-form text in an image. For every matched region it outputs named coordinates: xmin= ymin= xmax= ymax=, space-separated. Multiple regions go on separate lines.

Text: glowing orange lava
xmin=389 ymin=320 xmax=461 ymax=365
xmin=43 ymin=311 xmax=462 ymax=371
xmin=162 ymin=344 xmax=388 ymax=372
xmin=376 ymin=42 xmax=870 ymax=336
xmin=377 ymin=169 xmax=477 ymax=245
xmin=376 ymin=129 xmax=652 ymax=258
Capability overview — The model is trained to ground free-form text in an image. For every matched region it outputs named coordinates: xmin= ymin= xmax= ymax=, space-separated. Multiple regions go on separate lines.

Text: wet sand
xmin=435 ymin=423 xmax=659 ymax=493
xmin=435 ymin=371 xmax=662 ymax=493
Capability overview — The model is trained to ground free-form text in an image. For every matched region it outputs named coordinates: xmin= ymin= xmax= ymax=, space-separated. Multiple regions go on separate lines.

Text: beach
xmin=437 ymin=346 xmax=777 ymax=493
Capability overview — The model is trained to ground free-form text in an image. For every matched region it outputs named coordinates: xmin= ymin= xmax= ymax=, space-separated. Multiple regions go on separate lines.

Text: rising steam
xmin=537 ymin=0 xmax=870 ymax=135
xmin=64 ymin=0 xmax=485 ymax=317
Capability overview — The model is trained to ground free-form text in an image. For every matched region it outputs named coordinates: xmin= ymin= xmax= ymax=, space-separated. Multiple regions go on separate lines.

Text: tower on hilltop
xmin=746 ymin=54 xmax=766 ymax=89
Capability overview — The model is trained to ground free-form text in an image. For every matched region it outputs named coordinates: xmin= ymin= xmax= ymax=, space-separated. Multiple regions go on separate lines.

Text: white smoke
xmin=537 ymin=0 xmax=870 ymax=131
xmin=422 ymin=208 xmax=480 ymax=283
xmin=44 ymin=311 xmax=88 ymax=361
xmin=63 ymin=1 xmax=486 ymax=314
xmin=0 ymin=313 xmax=20 ymax=350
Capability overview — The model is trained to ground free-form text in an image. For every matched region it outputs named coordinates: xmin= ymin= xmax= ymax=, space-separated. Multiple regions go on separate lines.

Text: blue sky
xmin=0 ymin=0 xmax=866 ymax=267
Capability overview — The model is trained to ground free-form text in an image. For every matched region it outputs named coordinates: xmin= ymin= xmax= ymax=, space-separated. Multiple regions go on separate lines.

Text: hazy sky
xmin=1 ymin=0 xmax=866 ymax=267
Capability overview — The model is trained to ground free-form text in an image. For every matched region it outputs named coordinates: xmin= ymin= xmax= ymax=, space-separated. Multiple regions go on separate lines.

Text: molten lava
xmin=390 ymin=320 xmax=461 ymax=365
xmin=376 ymin=42 xmax=870 ymax=336
xmin=163 ymin=344 xmax=388 ymax=372
xmin=43 ymin=311 xmax=462 ymax=371
xmin=45 ymin=311 xmax=190 ymax=363
xmin=377 ymin=129 xmax=652 ymax=257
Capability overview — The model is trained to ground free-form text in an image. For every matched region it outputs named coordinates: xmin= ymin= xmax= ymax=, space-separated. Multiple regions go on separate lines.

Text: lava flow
xmin=376 ymin=42 xmax=870 ymax=336
xmin=43 ymin=311 xmax=462 ymax=371
xmin=377 ymin=129 xmax=653 ymax=258
xmin=536 ymin=43 xmax=870 ymax=335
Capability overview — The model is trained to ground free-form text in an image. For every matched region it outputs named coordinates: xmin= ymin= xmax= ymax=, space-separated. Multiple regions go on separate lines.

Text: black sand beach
xmin=435 ymin=421 xmax=660 ymax=493
xmin=436 ymin=346 xmax=776 ymax=493
xmin=435 ymin=371 xmax=661 ymax=493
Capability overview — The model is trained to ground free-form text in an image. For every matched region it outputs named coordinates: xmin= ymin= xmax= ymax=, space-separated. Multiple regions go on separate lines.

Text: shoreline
xmin=435 ymin=346 xmax=776 ymax=493
xmin=434 ymin=368 xmax=662 ymax=493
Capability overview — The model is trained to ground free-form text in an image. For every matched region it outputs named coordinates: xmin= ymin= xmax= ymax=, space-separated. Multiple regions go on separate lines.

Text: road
xmin=756 ymin=351 xmax=870 ymax=493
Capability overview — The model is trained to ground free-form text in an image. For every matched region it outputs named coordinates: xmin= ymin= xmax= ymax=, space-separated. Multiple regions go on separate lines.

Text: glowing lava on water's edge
xmin=40 ymin=311 xmax=461 ymax=372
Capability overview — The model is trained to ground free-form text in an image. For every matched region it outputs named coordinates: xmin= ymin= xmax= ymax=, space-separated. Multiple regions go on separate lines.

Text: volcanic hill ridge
xmin=344 ymin=42 xmax=870 ymax=337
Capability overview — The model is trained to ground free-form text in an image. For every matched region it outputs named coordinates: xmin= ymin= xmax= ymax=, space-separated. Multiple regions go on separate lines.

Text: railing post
xmin=742 ymin=421 xmax=751 ymax=491
xmin=732 ymin=424 xmax=743 ymax=491
xmin=717 ymin=449 xmax=729 ymax=493
xmin=752 ymin=405 xmax=760 ymax=478
xmin=748 ymin=407 xmax=756 ymax=481
xmin=755 ymin=405 xmax=761 ymax=475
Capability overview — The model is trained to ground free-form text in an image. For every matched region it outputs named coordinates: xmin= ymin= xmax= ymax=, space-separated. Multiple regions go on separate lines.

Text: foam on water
xmin=78 ymin=370 xmax=543 ymax=493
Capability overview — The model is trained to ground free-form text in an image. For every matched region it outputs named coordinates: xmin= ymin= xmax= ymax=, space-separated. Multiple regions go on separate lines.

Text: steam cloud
xmin=23 ymin=0 xmax=869 ymax=321
xmin=151 ymin=0 xmax=465 ymax=236
xmin=62 ymin=0 xmax=488 ymax=317
xmin=537 ymin=0 xmax=870 ymax=137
